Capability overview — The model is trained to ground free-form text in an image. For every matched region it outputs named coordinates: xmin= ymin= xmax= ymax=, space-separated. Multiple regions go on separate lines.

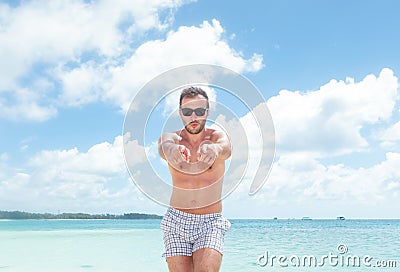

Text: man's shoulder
xmin=207 ymin=128 xmax=227 ymax=136
xmin=205 ymin=127 xmax=217 ymax=134
xmin=159 ymin=131 xmax=182 ymax=143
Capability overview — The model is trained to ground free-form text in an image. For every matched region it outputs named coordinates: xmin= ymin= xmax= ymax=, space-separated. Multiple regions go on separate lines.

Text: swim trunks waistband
xmin=167 ymin=207 xmax=222 ymax=220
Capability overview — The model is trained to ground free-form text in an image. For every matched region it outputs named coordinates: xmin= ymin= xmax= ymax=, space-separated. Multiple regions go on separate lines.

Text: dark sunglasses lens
xmin=181 ymin=108 xmax=193 ymax=116
xmin=194 ymin=108 xmax=206 ymax=116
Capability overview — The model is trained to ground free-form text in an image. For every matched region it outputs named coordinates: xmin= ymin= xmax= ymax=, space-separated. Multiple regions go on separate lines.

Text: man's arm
xmin=197 ymin=130 xmax=231 ymax=163
xmin=210 ymin=130 xmax=232 ymax=160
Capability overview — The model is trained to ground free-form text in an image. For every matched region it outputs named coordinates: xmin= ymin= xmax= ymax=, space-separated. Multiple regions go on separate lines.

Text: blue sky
xmin=0 ymin=0 xmax=399 ymax=218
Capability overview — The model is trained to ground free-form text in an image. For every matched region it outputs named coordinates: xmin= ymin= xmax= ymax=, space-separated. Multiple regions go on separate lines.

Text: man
xmin=158 ymin=86 xmax=232 ymax=272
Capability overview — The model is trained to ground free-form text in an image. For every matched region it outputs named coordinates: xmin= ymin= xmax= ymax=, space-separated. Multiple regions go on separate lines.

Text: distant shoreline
xmin=0 ymin=210 xmax=162 ymax=220
xmin=1 ymin=211 xmax=399 ymax=221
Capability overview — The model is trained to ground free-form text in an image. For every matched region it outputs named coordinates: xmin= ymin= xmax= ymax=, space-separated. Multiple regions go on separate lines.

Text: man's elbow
xmin=158 ymin=144 xmax=167 ymax=160
xmin=220 ymin=145 xmax=232 ymax=160
xmin=226 ymin=148 xmax=232 ymax=159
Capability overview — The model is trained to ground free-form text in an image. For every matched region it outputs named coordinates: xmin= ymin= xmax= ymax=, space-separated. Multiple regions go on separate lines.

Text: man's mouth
xmin=190 ymin=122 xmax=199 ymax=128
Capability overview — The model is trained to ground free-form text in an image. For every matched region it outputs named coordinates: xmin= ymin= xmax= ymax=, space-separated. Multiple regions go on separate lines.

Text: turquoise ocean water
xmin=0 ymin=218 xmax=399 ymax=271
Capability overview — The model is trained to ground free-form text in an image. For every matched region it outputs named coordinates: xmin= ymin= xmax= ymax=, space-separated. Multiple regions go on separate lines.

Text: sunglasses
xmin=180 ymin=107 xmax=208 ymax=116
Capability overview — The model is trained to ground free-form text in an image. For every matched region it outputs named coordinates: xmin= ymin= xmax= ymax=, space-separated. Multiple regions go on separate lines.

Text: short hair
xmin=179 ymin=86 xmax=209 ymax=108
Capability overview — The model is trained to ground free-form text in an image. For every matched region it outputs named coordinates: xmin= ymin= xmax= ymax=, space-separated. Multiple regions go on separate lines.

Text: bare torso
xmin=168 ymin=129 xmax=225 ymax=214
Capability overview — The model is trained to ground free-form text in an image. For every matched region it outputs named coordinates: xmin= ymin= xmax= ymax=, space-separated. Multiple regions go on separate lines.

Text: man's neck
xmin=181 ymin=128 xmax=206 ymax=147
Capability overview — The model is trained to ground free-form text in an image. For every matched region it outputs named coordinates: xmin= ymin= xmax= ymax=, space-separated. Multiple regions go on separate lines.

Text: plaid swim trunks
xmin=160 ymin=207 xmax=231 ymax=257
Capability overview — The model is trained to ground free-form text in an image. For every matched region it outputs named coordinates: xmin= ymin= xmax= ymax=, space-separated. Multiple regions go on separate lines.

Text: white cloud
xmin=382 ymin=121 xmax=400 ymax=140
xmin=224 ymin=150 xmax=400 ymax=219
xmin=267 ymin=68 xmax=399 ymax=157
xmin=275 ymin=151 xmax=400 ymax=202
xmin=124 ymin=135 xmax=147 ymax=168
xmin=224 ymin=69 xmax=400 ymax=218
xmin=0 ymin=0 xmax=191 ymax=70
xmin=0 ymin=87 xmax=57 ymax=121
xmin=0 ymin=0 xmax=196 ymax=121
xmin=106 ymin=19 xmax=264 ymax=111
xmin=56 ymin=62 xmax=105 ymax=106
xmin=29 ymin=136 xmax=126 ymax=180
xmin=0 ymin=135 xmax=160 ymax=213
xmin=0 ymin=1 xmax=263 ymax=122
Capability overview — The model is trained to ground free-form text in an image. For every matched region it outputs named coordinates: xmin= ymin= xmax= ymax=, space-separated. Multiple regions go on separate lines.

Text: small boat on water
xmin=301 ymin=216 xmax=312 ymax=220
xmin=337 ymin=216 xmax=345 ymax=220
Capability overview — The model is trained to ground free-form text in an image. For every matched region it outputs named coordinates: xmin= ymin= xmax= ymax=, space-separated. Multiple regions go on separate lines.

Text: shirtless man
xmin=158 ymin=87 xmax=232 ymax=272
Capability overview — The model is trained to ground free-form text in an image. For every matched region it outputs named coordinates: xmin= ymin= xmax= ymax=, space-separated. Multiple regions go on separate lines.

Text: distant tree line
xmin=0 ymin=210 xmax=162 ymax=220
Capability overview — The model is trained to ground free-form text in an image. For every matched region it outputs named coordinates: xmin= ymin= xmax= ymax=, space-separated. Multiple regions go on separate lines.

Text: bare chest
xmin=168 ymin=160 xmax=225 ymax=189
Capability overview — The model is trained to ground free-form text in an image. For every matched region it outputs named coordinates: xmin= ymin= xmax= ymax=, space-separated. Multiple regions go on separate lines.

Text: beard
xmin=184 ymin=120 xmax=206 ymax=134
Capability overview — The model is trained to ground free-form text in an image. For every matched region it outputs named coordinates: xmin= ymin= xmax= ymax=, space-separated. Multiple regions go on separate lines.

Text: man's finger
xmin=178 ymin=145 xmax=190 ymax=162
xmin=185 ymin=148 xmax=191 ymax=162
